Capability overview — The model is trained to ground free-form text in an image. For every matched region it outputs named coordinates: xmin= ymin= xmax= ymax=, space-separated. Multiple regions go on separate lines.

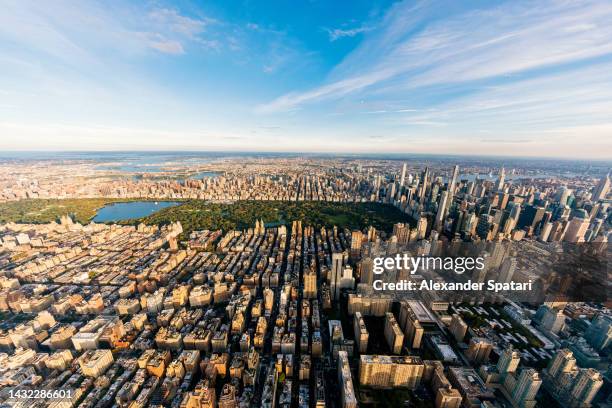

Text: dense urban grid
xmin=0 ymin=154 xmax=610 ymax=408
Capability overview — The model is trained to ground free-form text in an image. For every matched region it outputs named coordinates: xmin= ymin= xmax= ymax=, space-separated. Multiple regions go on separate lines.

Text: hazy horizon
xmin=2 ymin=149 xmax=611 ymax=164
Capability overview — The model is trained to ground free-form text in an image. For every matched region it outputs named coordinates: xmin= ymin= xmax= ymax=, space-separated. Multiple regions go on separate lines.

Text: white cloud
xmin=325 ymin=25 xmax=372 ymax=41
xmin=148 ymin=8 xmax=215 ymax=38
xmin=147 ymin=38 xmax=185 ymax=55
xmin=259 ymin=0 xmax=612 ymax=112
xmin=0 ymin=1 xmax=220 ymax=60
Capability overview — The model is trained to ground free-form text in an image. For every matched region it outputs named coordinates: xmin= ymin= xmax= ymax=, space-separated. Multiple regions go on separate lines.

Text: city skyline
xmin=1 ymin=0 xmax=612 ymax=158
xmin=0 ymin=151 xmax=610 ymax=407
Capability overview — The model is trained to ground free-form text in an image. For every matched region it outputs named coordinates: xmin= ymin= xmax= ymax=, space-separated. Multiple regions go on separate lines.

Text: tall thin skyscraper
xmin=419 ymin=167 xmax=429 ymax=203
xmin=331 ymin=252 xmax=343 ymax=301
xmin=496 ymin=167 xmax=506 ymax=191
xmin=592 ymin=173 xmax=610 ymax=201
xmin=416 ymin=216 xmax=428 ymax=240
xmin=435 ymin=191 xmax=449 ymax=230
xmin=400 ymin=163 xmax=407 ymax=187
xmin=498 ymin=258 xmax=516 ymax=283
xmin=448 ymin=165 xmax=459 ymax=201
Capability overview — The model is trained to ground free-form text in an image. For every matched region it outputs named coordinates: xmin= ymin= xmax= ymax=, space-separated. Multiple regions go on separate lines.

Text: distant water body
xmin=93 ymin=201 xmax=181 ymax=222
xmin=187 ymin=171 xmax=221 ymax=180
xmin=0 ymin=151 xmax=608 ymax=176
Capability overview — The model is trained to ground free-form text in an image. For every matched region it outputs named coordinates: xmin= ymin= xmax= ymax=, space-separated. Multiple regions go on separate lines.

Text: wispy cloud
xmin=0 ymin=1 xmax=218 ymax=59
xmin=259 ymin=0 xmax=612 ymax=112
xmin=362 ymin=108 xmax=420 ymax=114
xmin=325 ymin=24 xmax=372 ymax=41
xmin=148 ymin=8 xmax=216 ymax=38
xmin=251 ymin=0 xmax=612 ymax=157
xmin=143 ymin=34 xmax=185 ymax=55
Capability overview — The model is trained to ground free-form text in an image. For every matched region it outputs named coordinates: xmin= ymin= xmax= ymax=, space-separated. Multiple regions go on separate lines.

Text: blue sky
xmin=1 ymin=0 xmax=611 ymax=158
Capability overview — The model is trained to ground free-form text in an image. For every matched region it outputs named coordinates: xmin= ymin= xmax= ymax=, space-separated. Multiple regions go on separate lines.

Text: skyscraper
xmin=539 ymin=306 xmax=566 ymax=334
xmin=416 ymin=216 xmax=428 ymax=240
xmin=591 ymin=174 xmax=610 ymax=202
xmin=386 ymin=182 xmax=396 ymax=203
xmin=419 ymin=167 xmax=429 ymax=203
xmin=569 ymin=368 xmax=603 ymax=407
xmin=496 ymin=167 xmax=506 ymax=191
xmin=517 ymin=205 xmax=545 ymax=232
xmin=338 ymin=350 xmax=358 ymax=408
xmin=497 ymin=347 xmax=521 ymax=378
xmin=435 ymin=191 xmax=449 ymax=231
xmin=400 ymin=162 xmax=407 ymax=187
xmin=384 ymin=312 xmax=404 ymax=354
xmin=563 ymin=217 xmax=590 ymax=243
xmin=304 ymin=268 xmax=317 ymax=299
xmin=584 ymin=314 xmax=612 ymax=351
xmin=466 ymin=337 xmax=493 ymax=365
xmin=330 ymin=252 xmax=344 ymax=301
xmin=476 ymin=214 xmax=495 ymax=240
xmin=435 ymin=386 xmax=462 ymax=408
xmin=359 ymin=257 xmax=374 ymax=286
xmin=393 ymin=223 xmax=410 ymax=245
xmin=359 ymin=355 xmax=424 ymax=389
xmin=498 ymin=257 xmax=516 ymax=284
xmin=448 ymin=165 xmax=459 ymax=202
xmin=546 ymin=349 xmax=576 ymax=379
xmin=354 ymin=312 xmax=369 ymax=353
xmin=350 ymin=230 xmax=363 ymax=259
xmin=449 ymin=314 xmax=468 ymax=343
xmin=510 ymin=369 xmax=542 ymax=408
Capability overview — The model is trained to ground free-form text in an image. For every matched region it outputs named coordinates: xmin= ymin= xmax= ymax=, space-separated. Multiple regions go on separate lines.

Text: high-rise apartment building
xmin=338 ymin=350 xmax=357 ymax=408
xmin=546 ymin=349 xmax=576 ymax=379
xmin=353 ymin=312 xmax=369 ymax=353
xmin=435 ymin=386 xmax=462 ymax=408
xmin=385 ymin=312 xmax=404 ymax=354
xmin=497 ymin=347 xmax=521 ymax=379
xmin=416 ymin=216 xmax=428 ymax=239
xmin=359 ymin=355 xmax=424 ymax=389
xmin=466 ymin=337 xmax=493 ymax=365
xmin=304 ymin=268 xmax=317 ymax=299
xmin=563 ymin=217 xmax=590 ymax=243
xmin=449 ymin=314 xmax=468 ymax=343
xmin=393 ymin=223 xmax=411 ymax=245
xmin=359 ymin=257 xmax=374 ymax=286
xmin=350 ymin=230 xmax=363 ymax=259
xmin=569 ymin=368 xmax=603 ymax=407
xmin=78 ymin=349 xmax=114 ymax=377
xmin=585 ymin=315 xmax=612 ymax=351
xmin=509 ymin=369 xmax=541 ymax=408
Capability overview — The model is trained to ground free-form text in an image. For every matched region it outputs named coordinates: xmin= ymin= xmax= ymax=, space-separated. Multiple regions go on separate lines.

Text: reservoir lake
xmin=93 ymin=201 xmax=181 ymax=222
